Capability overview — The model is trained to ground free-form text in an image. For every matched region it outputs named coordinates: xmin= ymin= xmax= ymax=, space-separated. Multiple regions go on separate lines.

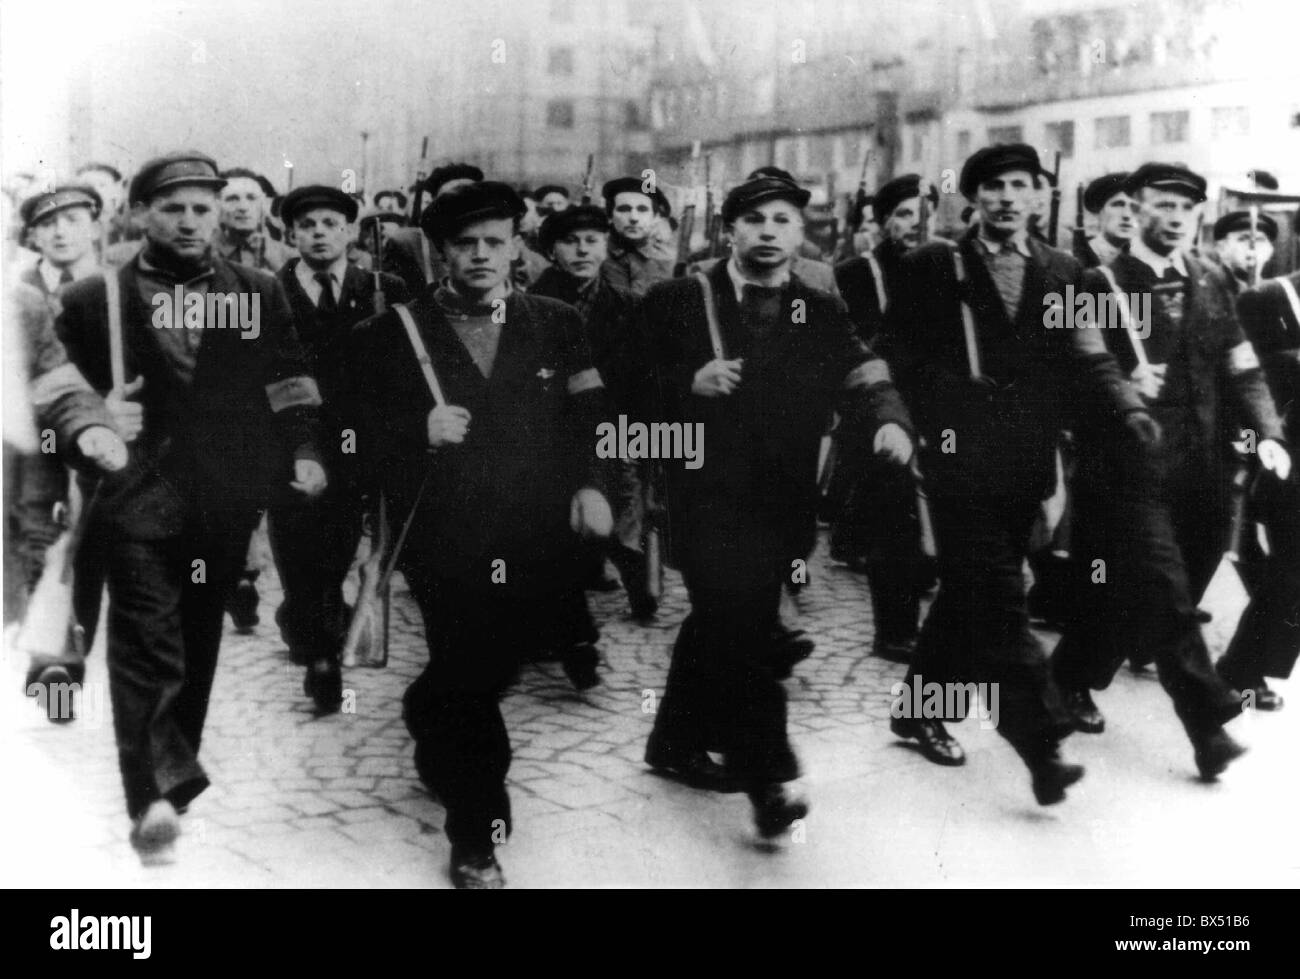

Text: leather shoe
xmin=645 ymin=739 xmax=744 ymax=793
xmin=891 ymin=716 xmax=965 ymax=766
xmin=1029 ymin=750 xmax=1085 ymax=805
xmin=873 ymin=637 xmax=917 ymax=664
xmin=561 ymin=644 xmax=601 ymax=691
xmin=1064 ymin=689 xmax=1105 ymax=734
xmin=450 ymin=846 xmax=505 ymax=889
xmin=749 ymin=783 xmax=809 ymax=839
xmin=304 ymin=657 xmax=343 ymax=714
xmin=27 ymin=664 xmax=77 ymax=723
xmin=1246 ymin=685 xmax=1284 ymax=712
xmin=227 ymin=579 xmax=260 ymax=634
xmin=130 ymin=799 xmax=181 ymax=866
xmin=771 ymin=626 xmax=815 ymax=679
xmin=1192 ymin=728 xmax=1247 ymax=781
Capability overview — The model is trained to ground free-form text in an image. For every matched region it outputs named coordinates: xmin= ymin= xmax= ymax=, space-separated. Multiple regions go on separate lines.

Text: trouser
xmin=267 ymin=487 xmax=364 ymax=665
xmin=905 ymin=495 xmax=1074 ymax=763
xmin=401 ymin=567 xmax=591 ymax=851
xmin=1051 ymin=437 xmax=1241 ymax=737
xmin=649 ymin=502 xmax=800 ymax=786
xmin=831 ymin=455 xmax=924 ymax=642
xmin=5 ymin=446 xmax=66 ymax=623
xmin=104 ymin=510 xmax=259 ymax=819
xmin=1217 ymin=469 xmax=1300 ymax=688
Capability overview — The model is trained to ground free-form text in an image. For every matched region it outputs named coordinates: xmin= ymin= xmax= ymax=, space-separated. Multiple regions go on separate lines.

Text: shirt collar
xmin=1129 ymin=236 xmax=1189 ymax=278
xmin=138 ymin=247 xmax=215 ymax=286
xmin=726 ymin=255 xmax=791 ymax=302
xmin=975 ymin=225 xmax=1033 ymax=258
xmin=38 ymin=253 xmax=98 ymax=292
xmin=439 ymin=276 xmax=513 ymax=315
xmin=295 ymin=255 xmax=349 ymax=296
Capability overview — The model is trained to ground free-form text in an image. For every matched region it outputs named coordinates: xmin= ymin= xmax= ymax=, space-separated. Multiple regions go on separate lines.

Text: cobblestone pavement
xmin=4 ymin=524 xmax=1298 ymax=888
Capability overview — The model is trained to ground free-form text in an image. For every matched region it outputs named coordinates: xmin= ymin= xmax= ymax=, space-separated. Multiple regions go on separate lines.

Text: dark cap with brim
xmin=721 ymin=176 xmax=811 ymax=224
xmin=1123 ymin=163 xmax=1207 ymax=203
xmin=873 ymin=174 xmax=936 ymax=225
xmin=601 ymin=176 xmax=671 ymax=217
xmin=1213 ymin=209 xmax=1279 ymax=241
xmin=1083 ymin=172 xmax=1132 ymax=213
xmin=129 ymin=151 xmax=225 ymax=205
xmin=539 ymin=204 xmax=609 ymax=252
xmin=424 ymin=163 xmax=484 ymax=199
xmin=21 ymin=184 xmax=102 ymax=228
xmin=421 ymin=180 xmax=525 ymax=243
xmin=281 ymin=185 xmax=359 ymax=224
xmin=959 ymin=143 xmax=1049 ymax=199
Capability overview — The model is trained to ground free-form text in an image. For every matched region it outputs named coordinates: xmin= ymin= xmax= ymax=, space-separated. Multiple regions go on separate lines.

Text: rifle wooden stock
xmin=580 ymin=153 xmax=595 ymax=205
xmin=1046 ymin=151 xmax=1062 ymax=244
xmin=341 ymin=495 xmax=389 ymax=668
xmin=673 ymin=204 xmax=696 ymax=277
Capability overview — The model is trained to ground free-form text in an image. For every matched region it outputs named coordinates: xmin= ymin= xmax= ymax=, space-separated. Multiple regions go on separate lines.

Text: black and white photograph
xmin=1 ymin=0 xmax=1298 ymax=915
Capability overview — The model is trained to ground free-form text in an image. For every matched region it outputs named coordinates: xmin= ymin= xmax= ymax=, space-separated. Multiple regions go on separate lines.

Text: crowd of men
xmin=3 ymin=135 xmax=1296 ymax=888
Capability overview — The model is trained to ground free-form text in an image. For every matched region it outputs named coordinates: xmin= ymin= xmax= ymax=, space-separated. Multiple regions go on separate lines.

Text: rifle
xmin=703 ymin=152 xmax=717 ymax=256
xmin=917 ymin=182 xmax=931 ymax=247
xmin=1046 ymin=151 xmax=1062 ymax=245
xmin=580 ymin=153 xmax=595 ymax=205
xmin=1071 ymin=182 xmax=1093 ymax=266
xmin=370 ymin=213 xmax=388 ymax=315
xmin=410 ymin=136 xmax=430 ymax=230
xmin=1227 ymin=172 xmax=1265 ymax=564
xmin=341 ymin=494 xmax=390 ymax=668
xmin=673 ymin=204 xmax=697 ymax=278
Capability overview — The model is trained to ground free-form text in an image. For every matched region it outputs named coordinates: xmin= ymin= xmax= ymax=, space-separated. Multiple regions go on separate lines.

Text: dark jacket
xmin=1086 ymin=252 xmax=1284 ymax=477
xmin=348 ymin=289 xmax=612 ymax=596
xmin=1234 ymin=270 xmax=1299 ymax=437
xmin=380 ymin=227 xmax=440 ymax=298
xmin=834 ymin=242 xmax=907 ymax=342
xmin=644 ymin=258 xmax=911 ymax=564
xmin=56 ymin=254 xmax=323 ymax=538
xmin=887 ymin=229 xmax=1143 ymax=501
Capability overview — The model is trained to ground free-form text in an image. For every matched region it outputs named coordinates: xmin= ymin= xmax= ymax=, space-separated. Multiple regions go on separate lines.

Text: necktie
xmin=58 ymin=268 xmax=74 ymax=285
xmin=314 ymin=272 xmax=336 ymax=312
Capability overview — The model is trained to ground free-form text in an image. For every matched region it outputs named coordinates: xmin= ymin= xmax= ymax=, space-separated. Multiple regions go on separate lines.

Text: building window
xmin=956 ymin=130 xmax=972 ymax=158
xmin=1095 ymin=115 xmax=1131 ymax=149
xmin=551 ymin=0 xmax=575 ymax=22
xmin=911 ymin=130 xmax=923 ymax=162
xmin=546 ymin=99 xmax=575 ymax=129
xmin=1044 ymin=120 xmax=1074 ymax=159
xmin=1150 ymin=110 xmax=1189 ymax=144
xmin=1211 ymin=106 xmax=1249 ymax=139
xmin=548 ymin=47 xmax=574 ymax=76
xmin=987 ymin=125 xmax=1023 ymax=144
xmin=624 ymin=100 xmax=644 ymax=129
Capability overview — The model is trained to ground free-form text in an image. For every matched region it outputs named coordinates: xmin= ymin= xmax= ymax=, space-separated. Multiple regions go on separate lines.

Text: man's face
xmin=1097 ymin=192 xmax=1139 ymax=243
xmin=29 ymin=206 xmax=99 ymax=266
xmin=139 ymin=185 xmax=219 ymax=261
xmin=1216 ymin=229 xmax=1274 ymax=280
xmin=730 ymin=198 xmax=804 ymax=272
xmin=552 ymin=228 xmax=608 ymax=281
xmin=78 ymin=169 xmax=124 ymax=216
xmin=975 ymin=169 xmax=1036 ymax=237
xmin=610 ymin=191 xmax=655 ymax=242
xmin=220 ymin=176 xmax=265 ymax=232
xmin=1138 ymin=187 xmax=1202 ymax=256
xmin=439 ymin=216 xmax=518 ymax=295
xmin=539 ymin=192 xmax=569 ymax=217
xmin=293 ymin=207 xmax=352 ymax=267
xmin=883 ymin=195 xmax=923 ymax=250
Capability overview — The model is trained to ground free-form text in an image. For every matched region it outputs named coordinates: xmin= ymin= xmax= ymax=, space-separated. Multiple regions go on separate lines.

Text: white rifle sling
xmin=1097 ymin=264 xmax=1150 ymax=368
xmin=1276 ymin=277 xmax=1300 ymax=338
xmin=103 ymin=269 xmax=126 ymax=394
xmin=693 ymin=272 xmax=727 ymax=361
xmin=947 ymin=246 xmax=983 ymax=380
xmin=393 ymin=303 xmax=447 ymax=408
xmin=864 ymin=251 xmax=888 ymax=315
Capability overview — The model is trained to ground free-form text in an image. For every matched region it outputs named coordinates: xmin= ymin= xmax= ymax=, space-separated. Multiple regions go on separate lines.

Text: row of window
xmin=546 ymin=99 xmax=644 ymax=129
xmin=933 ymin=106 xmax=1253 ymax=161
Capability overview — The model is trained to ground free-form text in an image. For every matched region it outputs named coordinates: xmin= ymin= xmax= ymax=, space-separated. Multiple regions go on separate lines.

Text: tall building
xmin=422 ymin=0 xmax=663 ymax=190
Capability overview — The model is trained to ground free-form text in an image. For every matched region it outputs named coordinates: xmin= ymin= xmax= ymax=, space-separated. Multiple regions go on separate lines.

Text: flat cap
xmin=374 ymin=188 xmax=409 ymax=208
xmin=421 ymin=180 xmax=525 ymax=243
xmin=1213 ymin=209 xmax=1279 ymax=241
xmin=602 ymin=176 xmax=671 ymax=217
xmin=281 ymin=185 xmax=359 ymax=224
xmin=1123 ymin=163 xmax=1207 ymax=203
xmin=721 ymin=175 xmax=811 ymax=224
xmin=20 ymin=184 xmax=102 ymax=228
xmin=129 ymin=151 xmax=225 ymax=204
xmin=1083 ymin=172 xmax=1131 ymax=213
xmin=539 ymin=204 xmax=609 ymax=252
xmin=424 ymin=163 xmax=484 ymax=199
xmin=873 ymin=173 xmax=936 ymax=225
xmin=959 ymin=143 xmax=1049 ymax=199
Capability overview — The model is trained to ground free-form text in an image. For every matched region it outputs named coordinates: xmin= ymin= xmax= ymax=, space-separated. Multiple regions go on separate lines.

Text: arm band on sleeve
xmin=567 ymin=367 xmax=604 ymax=395
xmin=266 ymin=376 xmax=322 ymax=412
xmin=844 ymin=358 xmax=891 ymax=390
